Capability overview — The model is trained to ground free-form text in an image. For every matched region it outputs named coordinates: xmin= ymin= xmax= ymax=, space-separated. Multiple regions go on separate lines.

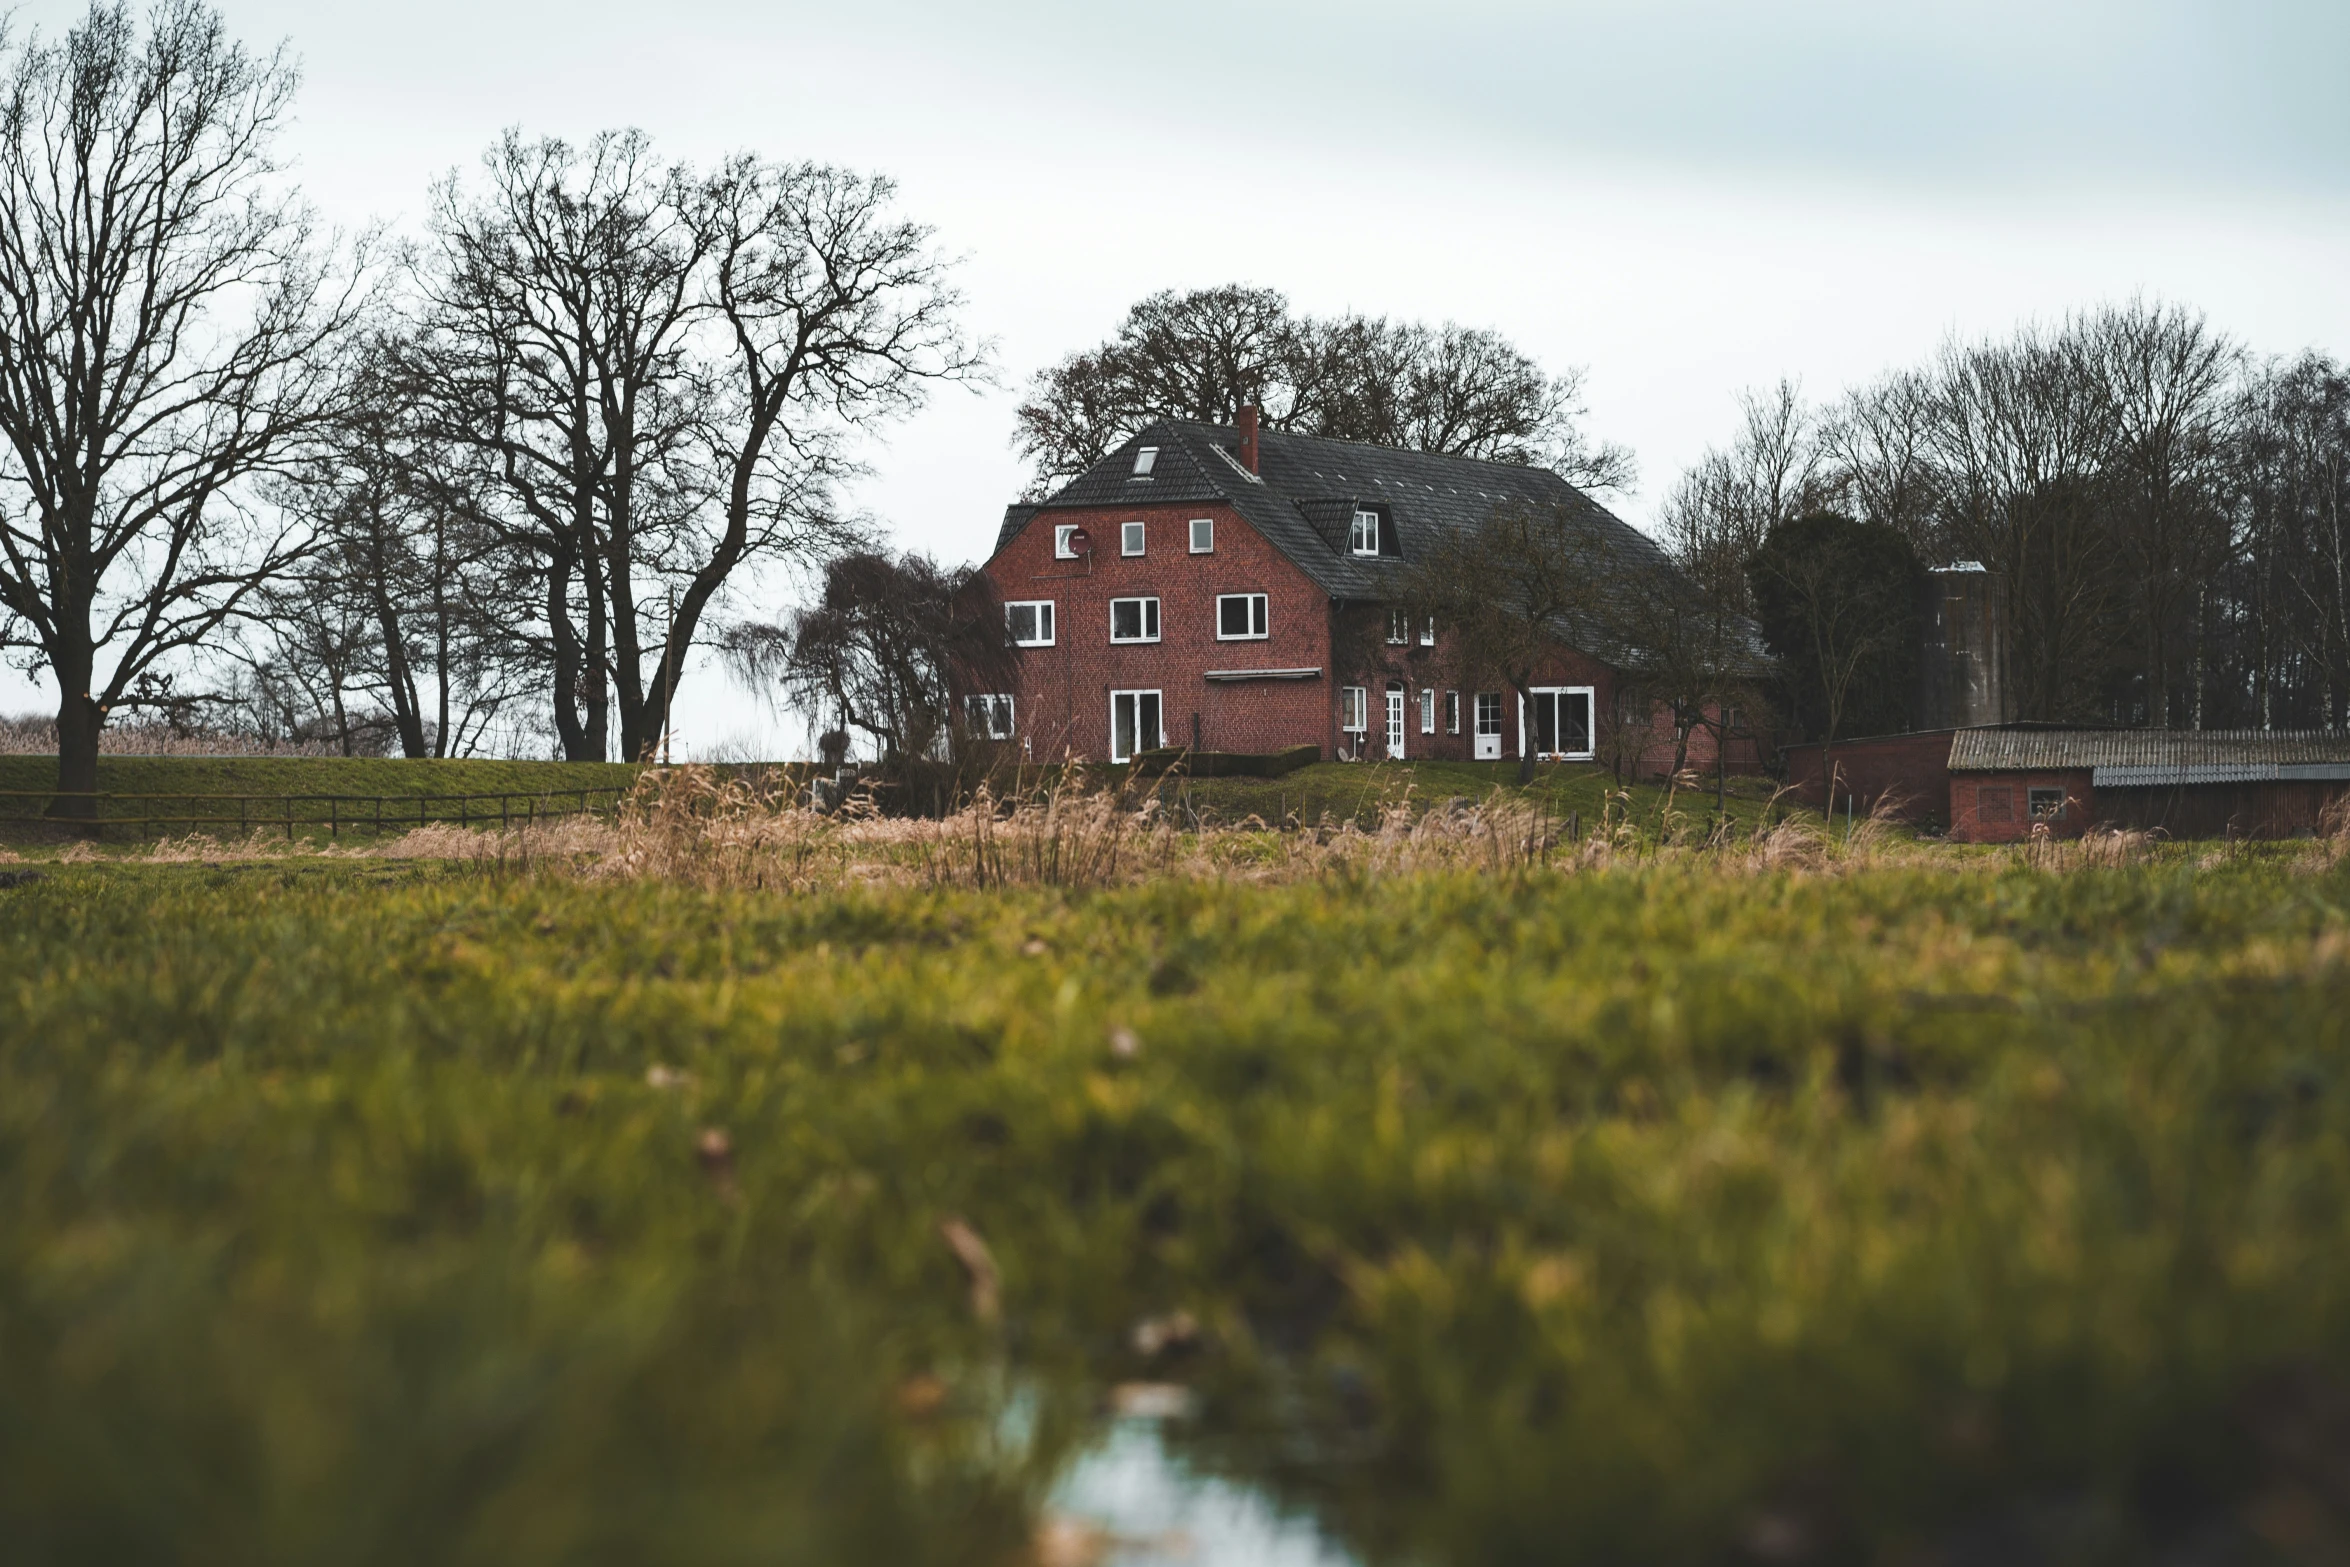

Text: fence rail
xmin=0 ymin=787 xmax=633 ymax=840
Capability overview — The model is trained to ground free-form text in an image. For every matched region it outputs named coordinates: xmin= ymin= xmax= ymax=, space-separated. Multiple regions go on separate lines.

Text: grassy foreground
xmin=6 ymin=851 xmax=2350 ymax=1563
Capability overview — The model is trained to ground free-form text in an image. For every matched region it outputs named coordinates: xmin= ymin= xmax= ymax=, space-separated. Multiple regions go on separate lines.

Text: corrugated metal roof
xmin=1949 ymin=728 xmax=2350 ymax=774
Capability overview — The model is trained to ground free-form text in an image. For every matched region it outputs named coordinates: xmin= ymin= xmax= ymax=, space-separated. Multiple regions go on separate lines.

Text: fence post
xmin=460 ymin=794 xmax=468 ymax=828
xmin=285 ymin=797 xmax=293 ymax=841
xmin=330 ymin=798 xmax=338 ymax=840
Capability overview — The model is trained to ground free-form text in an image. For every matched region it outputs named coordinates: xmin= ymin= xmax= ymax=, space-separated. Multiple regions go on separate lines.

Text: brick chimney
xmin=1237 ymin=404 xmax=1259 ymax=474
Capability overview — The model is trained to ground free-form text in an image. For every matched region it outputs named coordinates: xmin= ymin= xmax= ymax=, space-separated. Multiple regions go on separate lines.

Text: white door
xmin=1385 ymin=687 xmax=1406 ymax=759
xmin=1110 ymin=690 xmax=1163 ymax=763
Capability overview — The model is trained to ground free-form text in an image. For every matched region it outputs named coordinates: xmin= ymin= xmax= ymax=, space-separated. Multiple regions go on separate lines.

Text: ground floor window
xmin=1526 ymin=686 xmax=1595 ymax=760
xmin=1340 ymin=686 xmax=1368 ymax=734
xmin=1110 ymin=690 xmax=1162 ymax=763
xmin=1979 ymin=785 xmax=2014 ymax=823
xmin=963 ymin=694 xmax=1014 ymax=739
xmin=1446 ymin=691 xmax=1461 ymax=734
xmin=1419 ymin=687 xmax=1436 ymax=734
xmin=2028 ymin=787 xmax=2066 ymax=821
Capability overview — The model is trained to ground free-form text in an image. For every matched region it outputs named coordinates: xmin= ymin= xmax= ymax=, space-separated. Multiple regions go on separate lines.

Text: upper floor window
xmin=1006 ymin=600 xmax=1055 ymax=647
xmin=1217 ymin=593 xmax=1269 ymax=640
xmin=1189 ymin=517 xmax=1214 ymax=553
xmin=1350 ymin=509 xmax=1380 ymax=555
xmin=1386 ymin=609 xmax=1410 ymax=645
xmin=1131 ymin=446 xmax=1159 ymax=478
xmin=1054 ymin=524 xmax=1080 ymax=560
xmin=1121 ymin=520 xmax=1146 ymax=556
xmin=1418 ymin=616 xmax=1436 ymax=646
xmin=1110 ymin=596 xmax=1161 ymax=643
xmin=964 ymin=694 xmax=1015 ymax=740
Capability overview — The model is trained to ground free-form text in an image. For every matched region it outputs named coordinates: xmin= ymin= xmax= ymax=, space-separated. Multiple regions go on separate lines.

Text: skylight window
xmin=1131 ymin=446 xmax=1158 ymax=478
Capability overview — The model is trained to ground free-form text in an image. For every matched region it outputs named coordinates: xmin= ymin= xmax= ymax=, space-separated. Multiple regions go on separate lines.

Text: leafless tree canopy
xmin=1016 ymin=285 xmax=1634 ymax=498
xmin=399 ymin=133 xmax=982 ymax=763
xmin=0 ymin=1 xmax=368 ymax=805
xmin=1659 ymin=301 xmax=2343 ymax=730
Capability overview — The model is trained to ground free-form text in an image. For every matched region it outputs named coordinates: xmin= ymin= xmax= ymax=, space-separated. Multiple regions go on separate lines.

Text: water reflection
xmin=1050 ymin=1412 xmax=1363 ymax=1567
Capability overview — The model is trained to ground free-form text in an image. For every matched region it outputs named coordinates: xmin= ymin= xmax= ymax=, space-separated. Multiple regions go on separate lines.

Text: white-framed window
xmin=1350 ymin=510 xmax=1379 ymax=555
xmin=1189 ymin=517 xmax=1214 ymax=553
xmin=1132 ymin=446 xmax=1159 ymax=478
xmin=1217 ymin=593 xmax=1269 ymax=640
xmin=1419 ymin=687 xmax=1436 ymax=734
xmin=1523 ymin=686 xmax=1596 ymax=760
xmin=1121 ymin=520 xmax=1146 ymax=556
xmin=1006 ymin=600 xmax=1055 ymax=647
xmin=1054 ymin=524 xmax=1080 ymax=560
xmin=1386 ymin=609 xmax=1409 ymax=645
xmin=1340 ymin=686 xmax=1368 ymax=734
xmin=1418 ymin=616 xmax=1436 ymax=647
xmin=964 ymin=693 xmax=1015 ymax=739
xmin=1445 ymin=691 xmax=1461 ymax=734
xmin=1110 ymin=689 xmax=1162 ymax=763
xmin=1475 ymin=692 xmax=1503 ymax=737
xmin=1109 ymin=596 xmax=1161 ymax=643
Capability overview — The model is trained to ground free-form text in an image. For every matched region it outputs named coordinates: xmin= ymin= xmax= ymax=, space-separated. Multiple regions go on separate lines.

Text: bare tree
xmin=1016 ymin=285 xmax=1632 ymax=496
xmin=1399 ymin=499 xmax=1624 ymax=785
xmin=255 ymin=339 xmax=533 ymax=757
xmin=1656 ymin=380 xmax=1824 ymax=618
xmin=0 ymin=1 xmax=366 ymax=814
xmin=409 ymin=136 xmax=978 ymax=762
xmin=2079 ymin=300 xmax=2242 ymax=727
xmin=724 ymin=550 xmax=1014 ymax=768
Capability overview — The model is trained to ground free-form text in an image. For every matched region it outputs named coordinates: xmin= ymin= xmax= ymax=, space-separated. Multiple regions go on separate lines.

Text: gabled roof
xmin=994 ymin=420 xmax=1762 ymax=672
xmin=1950 ymin=728 xmax=2350 ymax=783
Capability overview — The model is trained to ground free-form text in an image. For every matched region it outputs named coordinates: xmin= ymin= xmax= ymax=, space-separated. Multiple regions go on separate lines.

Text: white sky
xmin=5 ymin=0 xmax=2348 ymax=759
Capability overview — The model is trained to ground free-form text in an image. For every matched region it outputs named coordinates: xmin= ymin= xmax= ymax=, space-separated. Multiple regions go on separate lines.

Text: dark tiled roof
xmin=995 ymin=420 xmax=1761 ymax=672
xmin=1950 ymin=728 xmax=2350 ymax=781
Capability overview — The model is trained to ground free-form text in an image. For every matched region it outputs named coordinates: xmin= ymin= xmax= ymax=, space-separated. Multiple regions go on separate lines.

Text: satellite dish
xmin=1067 ymin=527 xmax=1092 ymax=554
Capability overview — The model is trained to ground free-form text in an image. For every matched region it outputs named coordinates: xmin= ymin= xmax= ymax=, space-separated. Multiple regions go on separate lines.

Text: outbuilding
xmin=1785 ymin=727 xmax=2350 ymax=841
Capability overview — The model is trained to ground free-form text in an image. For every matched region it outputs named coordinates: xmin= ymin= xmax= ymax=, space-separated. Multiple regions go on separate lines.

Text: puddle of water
xmin=1049 ymin=1415 xmax=1364 ymax=1567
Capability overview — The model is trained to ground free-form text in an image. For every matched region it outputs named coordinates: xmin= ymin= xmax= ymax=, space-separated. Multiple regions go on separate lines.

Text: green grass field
xmin=6 ymin=847 xmax=2350 ymax=1563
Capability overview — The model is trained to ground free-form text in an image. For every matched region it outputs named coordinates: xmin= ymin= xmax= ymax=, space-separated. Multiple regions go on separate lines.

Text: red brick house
xmin=973 ymin=413 xmax=1763 ymax=772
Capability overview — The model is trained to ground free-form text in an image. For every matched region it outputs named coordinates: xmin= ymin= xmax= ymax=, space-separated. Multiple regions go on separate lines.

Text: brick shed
xmin=1949 ymin=729 xmax=2350 ymax=842
xmin=1787 ymin=727 xmax=2350 ymax=841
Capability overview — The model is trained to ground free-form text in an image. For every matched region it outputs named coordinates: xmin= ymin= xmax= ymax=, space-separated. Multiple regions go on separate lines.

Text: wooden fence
xmin=0 ymin=787 xmax=633 ymax=841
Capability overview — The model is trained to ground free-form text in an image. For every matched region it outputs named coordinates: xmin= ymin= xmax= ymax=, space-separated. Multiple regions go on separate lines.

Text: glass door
xmin=1110 ymin=690 xmax=1162 ymax=763
xmin=1528 ymin=688 xmax=1594 ymax=760
xmin=1385 ymin=687 xmax=1406 ymax=759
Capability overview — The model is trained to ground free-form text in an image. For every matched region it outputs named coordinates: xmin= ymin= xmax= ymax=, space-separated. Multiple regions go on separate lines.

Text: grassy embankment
xmin=0 ymin=755 xmax=645 ymax=842
xmin=6 ymin=842 xmax=2350 ymax=1563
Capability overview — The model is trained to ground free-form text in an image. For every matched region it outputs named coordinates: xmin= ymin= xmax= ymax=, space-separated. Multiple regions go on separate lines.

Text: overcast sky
xmin=6 ymin=0 xmax=2348 ymax=758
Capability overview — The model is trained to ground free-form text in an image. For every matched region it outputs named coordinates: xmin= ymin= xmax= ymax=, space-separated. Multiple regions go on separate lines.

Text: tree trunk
xmin=1513 ymin=680 xmax=1536 ymax=786
xmin=48 ymin=642 xmax=101 ymax=828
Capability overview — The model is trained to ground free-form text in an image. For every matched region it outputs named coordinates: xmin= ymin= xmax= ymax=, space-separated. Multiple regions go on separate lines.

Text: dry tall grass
xmin=56 ymin=765 xmax=2341 ymax=887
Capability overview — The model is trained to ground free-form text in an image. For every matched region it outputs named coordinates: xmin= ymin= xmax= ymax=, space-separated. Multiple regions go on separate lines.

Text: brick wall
xmin=1947 ymin=770 xmax=2093 ymax=842
xmin=982 ymin=502 xmax=1331 ymax=761
xmin=1784 ymin=731 xmax=1960 ymax=822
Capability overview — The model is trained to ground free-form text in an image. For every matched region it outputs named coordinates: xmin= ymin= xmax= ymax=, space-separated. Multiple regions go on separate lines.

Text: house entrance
xmin=1525 ymin=687 xmax=1595 ymax=760
xmin=1385 ymin=686 xmax=1406 ymax=760
xmin=1110 ymin=690 xmax=1162 ymax=764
